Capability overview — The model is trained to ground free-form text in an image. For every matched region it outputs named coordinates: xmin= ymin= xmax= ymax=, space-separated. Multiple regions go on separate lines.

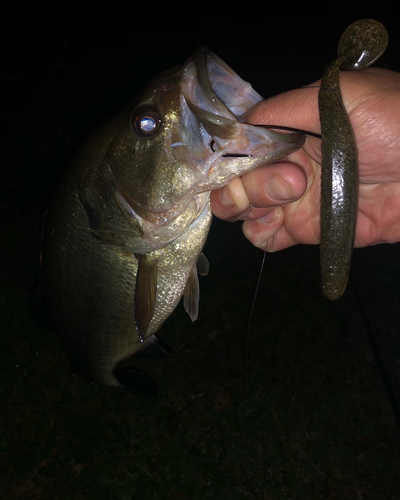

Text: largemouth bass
xmin=42 ymin=48 xmax=304 ymax=394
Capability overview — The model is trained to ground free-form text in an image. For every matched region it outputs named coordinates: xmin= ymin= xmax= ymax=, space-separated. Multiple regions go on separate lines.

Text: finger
xmin=242 ymin=162 xmax=307 ymax=208
xmin=210 ymin=178 xmax=250 ymax=222
xmin=211 ymin=161 xmax=307 ymax=221
xmin=210 ymin=182 xmax=276 ymax=223
xmin=242 ymin=208 xmax=299 ymax=252
xmin=245 ymin=83 xmax=320 ymax=131
xmin=245 ymin=84 xmax=322 ymax=163
xmin=242 ymin=167 xmax=321 ymax=251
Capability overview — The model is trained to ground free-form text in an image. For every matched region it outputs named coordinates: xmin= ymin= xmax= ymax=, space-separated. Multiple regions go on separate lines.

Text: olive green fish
xmin=319 ymin=19 xmax=388 ymax=299
xmin=42 ymin=48 xmax=305 ymax=394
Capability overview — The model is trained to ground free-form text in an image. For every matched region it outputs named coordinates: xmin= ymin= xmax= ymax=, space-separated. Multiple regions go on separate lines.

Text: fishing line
xmin=255 ymin=124 xmax=322 ymax=139
xmin=245 ymin=122 xmax=320 ymax=371
xmin=246 ymin=244 xmax=268 ymax=371
xmin=254 ymin=83 xmax=341 ymax=141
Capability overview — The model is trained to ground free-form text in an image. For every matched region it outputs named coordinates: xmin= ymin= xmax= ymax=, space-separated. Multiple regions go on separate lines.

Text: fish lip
xmin=262 ymin=129 xmax=306 ymax=147
xmin=193 ymin=46 xmax=265 ymax=120
xmin=190 ymin=46 xmax=236 ymax=120
xmin=184 ymin=47 xmax=305 ymax=152
xmin=220 ymin=130 xmax=305 ymax=157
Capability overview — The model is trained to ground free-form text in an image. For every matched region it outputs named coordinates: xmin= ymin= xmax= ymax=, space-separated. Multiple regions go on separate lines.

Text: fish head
xmin=97 ymin=48 xmax=305 ymax=244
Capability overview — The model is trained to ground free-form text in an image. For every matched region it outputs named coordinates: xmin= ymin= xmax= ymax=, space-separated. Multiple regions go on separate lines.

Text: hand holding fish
xmin=41 ymin=22 xmax=395 ymax=392
xmin=211 ymin=68 xmax=400 ymax=252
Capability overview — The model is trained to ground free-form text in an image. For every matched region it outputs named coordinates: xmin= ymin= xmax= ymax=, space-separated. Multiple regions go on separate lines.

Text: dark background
xmin=2 ymin=14 xmax=400 ymax=499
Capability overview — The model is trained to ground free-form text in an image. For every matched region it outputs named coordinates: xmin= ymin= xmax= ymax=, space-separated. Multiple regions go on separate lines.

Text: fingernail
xmin=265 ymin=175 xmax=294 ymax=202
xmin=219 ymin=186 xmax=235 ymax=207
xmin=258 ymin=208 xmax=277 ymax=225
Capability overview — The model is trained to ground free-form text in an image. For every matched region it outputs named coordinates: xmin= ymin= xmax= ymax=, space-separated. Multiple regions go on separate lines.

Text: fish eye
xmin=132 ymin=109 xmax=162 ymax=137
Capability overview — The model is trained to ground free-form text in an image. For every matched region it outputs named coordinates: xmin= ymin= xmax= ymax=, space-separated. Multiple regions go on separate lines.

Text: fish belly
xmin=43 ymin=178 xmax=212 ymax=386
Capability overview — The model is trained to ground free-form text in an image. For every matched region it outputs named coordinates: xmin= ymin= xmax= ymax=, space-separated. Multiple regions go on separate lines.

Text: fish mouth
xmin=178 ymin=47 xmax=305 ymax=190
xmin=182 ymin=46 xmax=261 ymax=140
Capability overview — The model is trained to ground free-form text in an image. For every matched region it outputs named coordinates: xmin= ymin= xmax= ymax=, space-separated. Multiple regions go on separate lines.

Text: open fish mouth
xmin=176 ymin=47 xmax=305 ymax=191
xmin=186 ymin=46 xmax=263 ymax=129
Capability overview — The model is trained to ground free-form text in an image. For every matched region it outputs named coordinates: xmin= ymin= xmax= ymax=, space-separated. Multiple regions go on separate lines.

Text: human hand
xmin=210 ymin=68 xmax=400 ymax=252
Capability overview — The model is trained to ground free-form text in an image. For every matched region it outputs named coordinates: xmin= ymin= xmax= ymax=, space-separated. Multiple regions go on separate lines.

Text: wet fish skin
xmin=319 ymin=19 xmax=388 ymax=300
xmin=42 ymin=132 xmax=212 ymax=388
xmin=42 ymin=48 xmax=305 ymax=390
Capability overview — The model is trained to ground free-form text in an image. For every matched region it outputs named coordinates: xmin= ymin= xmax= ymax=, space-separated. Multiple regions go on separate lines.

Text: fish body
xmin=42 ymin=48 xmax=305 ymax=390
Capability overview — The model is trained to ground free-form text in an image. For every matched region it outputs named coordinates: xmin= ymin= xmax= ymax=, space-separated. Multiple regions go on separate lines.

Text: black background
xmin=2 ymin=12 xmax=400 ymax=498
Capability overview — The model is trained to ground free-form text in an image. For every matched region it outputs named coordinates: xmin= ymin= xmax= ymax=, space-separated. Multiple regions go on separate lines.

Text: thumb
xmin=244 ymin=82 xmax=321 ymax=136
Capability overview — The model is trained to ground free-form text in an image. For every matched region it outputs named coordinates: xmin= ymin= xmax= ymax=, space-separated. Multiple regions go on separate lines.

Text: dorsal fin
xmin=134 ymin=254 xmax=158 ymax=342
xmin=183 ymin=264 xmax=200 ymax=322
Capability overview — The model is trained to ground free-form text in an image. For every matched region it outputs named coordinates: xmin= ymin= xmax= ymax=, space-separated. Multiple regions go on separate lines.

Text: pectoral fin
xmin=183 ymin=264 xmax=200 ymax=322
xmin=197 ymin=252 xmax=209 ymax=276
xmin=134 ymin=254 xmax=158 ymax=342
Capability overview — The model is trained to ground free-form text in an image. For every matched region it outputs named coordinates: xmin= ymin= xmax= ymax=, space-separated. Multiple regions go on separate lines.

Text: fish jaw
xmin=176 ymin=48 xmax=305 ymax=192
xmin=188 ymin=47 xmax=264 ymax=120
xmin=200 ymin=126 xmax=305 ymax=191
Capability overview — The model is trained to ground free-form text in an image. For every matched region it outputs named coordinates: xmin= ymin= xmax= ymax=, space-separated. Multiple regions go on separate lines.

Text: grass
xmin=2 ymin=37 xmax=400 ymax=499
xmin=1 ymin=209 xmax=400 ymax=499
